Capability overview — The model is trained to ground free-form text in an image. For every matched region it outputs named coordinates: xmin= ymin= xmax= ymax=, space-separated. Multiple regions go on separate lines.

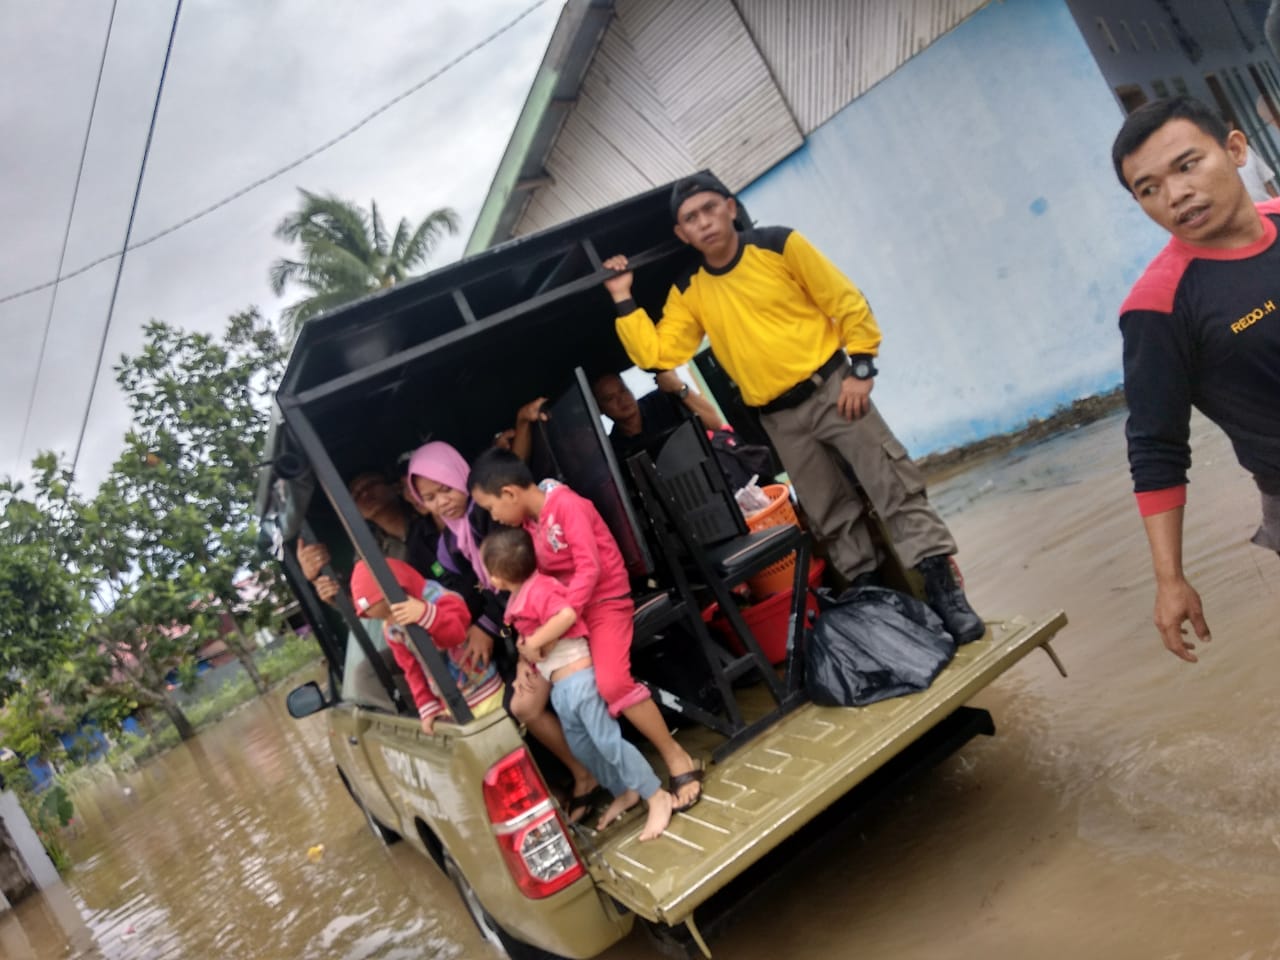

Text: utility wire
xmin=0 ymin=0 xmax=551 ymax=311
xmin=13 ymin=0 xmax=120 ymax=474
xmin=72 ymin=0 xmax=185 ymax=476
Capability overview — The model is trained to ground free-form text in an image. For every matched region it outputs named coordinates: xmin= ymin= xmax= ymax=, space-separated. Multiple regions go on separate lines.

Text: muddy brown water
xmin=4 ymin=411 xmax=1278 ymax=960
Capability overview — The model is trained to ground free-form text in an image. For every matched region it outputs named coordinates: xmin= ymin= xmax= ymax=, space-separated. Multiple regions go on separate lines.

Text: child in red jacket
xmin=349 ymin=557 xmax=504 ymax=733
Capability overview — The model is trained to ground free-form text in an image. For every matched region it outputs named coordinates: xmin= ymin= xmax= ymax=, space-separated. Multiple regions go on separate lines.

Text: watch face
xmin=852 ymin=360 xmax=872 ymax=378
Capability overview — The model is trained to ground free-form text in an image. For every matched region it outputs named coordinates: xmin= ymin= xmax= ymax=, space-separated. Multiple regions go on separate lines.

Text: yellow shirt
xmin=615 ymin=227 xmax=881 ymax=407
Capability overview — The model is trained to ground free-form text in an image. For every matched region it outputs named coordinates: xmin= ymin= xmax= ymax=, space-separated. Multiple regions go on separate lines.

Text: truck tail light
xmin=483 ymin=749 xmax=586 ymax=899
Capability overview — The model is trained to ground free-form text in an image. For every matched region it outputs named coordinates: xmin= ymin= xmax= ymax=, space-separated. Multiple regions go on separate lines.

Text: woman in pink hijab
xmin=405 ymin=441 xmax=600 ymax=818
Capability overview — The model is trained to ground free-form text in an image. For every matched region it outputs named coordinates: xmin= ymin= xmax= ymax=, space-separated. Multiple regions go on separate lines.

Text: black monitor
xmin=529 ymin=368 xmax=654 ymax=577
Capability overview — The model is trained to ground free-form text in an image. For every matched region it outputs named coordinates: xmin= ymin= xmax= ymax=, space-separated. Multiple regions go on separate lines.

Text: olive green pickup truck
xmin=262 ymin=179 xmax=1067 ymax=959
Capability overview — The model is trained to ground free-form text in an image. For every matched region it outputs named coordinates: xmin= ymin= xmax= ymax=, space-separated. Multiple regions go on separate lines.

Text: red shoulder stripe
xmin=1119 ymin=242 xmax=1195 ymax=316
xmin=1256 ymin=196 xmax=1280 ymax=217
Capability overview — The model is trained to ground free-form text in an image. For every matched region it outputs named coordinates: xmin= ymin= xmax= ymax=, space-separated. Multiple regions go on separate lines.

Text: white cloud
xmin=0 ymin=0 xmax=562 ymax=487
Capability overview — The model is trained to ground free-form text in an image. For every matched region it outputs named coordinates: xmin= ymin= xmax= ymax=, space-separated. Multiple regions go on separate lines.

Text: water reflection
xmin=0 ymin=686 xmax=495 ymax=960
xmin=4 ymin=411 xmax=1279 ymax=959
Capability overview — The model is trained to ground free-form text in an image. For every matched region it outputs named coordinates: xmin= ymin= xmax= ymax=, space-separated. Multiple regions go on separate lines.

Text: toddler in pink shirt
xmin=482 ymin=526 xmax=672 ymax=841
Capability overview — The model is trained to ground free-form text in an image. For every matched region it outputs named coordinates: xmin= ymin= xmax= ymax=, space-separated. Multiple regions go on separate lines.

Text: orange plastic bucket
xmin=744 ymin=484 xmax=801 ymax=598
xmin=703 ymin=559 xmax=826 ymax=664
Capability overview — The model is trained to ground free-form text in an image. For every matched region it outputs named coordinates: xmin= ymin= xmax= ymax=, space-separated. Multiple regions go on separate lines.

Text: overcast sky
xmin=0 ymin=0 xmax=562 ymax=489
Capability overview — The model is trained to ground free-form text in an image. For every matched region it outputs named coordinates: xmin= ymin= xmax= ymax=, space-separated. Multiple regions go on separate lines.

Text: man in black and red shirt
xmin=1113 ymin=96 xmax=1280 ymax=663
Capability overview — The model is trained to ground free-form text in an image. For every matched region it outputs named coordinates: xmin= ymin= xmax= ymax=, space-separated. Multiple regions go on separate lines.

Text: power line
xmin=0 ymin=0 xmax=551 ymax=311
xmin=13 ymin=0 xmax=120 ymax=474
xmin=72 ymin=0 xmax=185 ymax=476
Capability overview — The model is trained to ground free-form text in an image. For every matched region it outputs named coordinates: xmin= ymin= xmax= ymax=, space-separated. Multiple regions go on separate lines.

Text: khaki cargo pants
xmin=759 ymin=365 xmax=956 ymax=580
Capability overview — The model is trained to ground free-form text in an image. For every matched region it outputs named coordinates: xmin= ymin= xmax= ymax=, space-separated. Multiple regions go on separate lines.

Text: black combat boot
xmin=916 ymin=555 xmax=985 ymax=644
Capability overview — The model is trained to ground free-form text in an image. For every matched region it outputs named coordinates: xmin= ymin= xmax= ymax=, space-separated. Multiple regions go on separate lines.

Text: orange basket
xmin=744 ymin=484 xmax=802 ymax=598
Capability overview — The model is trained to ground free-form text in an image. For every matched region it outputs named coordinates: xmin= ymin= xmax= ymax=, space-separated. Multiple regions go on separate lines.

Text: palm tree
xmin=269 ymin=189 xmax=460 ymax=337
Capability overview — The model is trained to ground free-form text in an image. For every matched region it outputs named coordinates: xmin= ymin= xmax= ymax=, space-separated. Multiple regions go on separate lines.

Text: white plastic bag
xmin=734 ymin=475 xmax=773 ymax=516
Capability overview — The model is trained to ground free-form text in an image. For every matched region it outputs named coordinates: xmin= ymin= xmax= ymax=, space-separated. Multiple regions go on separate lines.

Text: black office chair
xmin=630 ymin=422 xmax=812 ymax=757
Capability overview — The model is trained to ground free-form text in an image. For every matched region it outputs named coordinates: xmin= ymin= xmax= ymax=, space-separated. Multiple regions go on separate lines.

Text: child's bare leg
xmin=638 ymin=789 xmax=673 ymax=842
xmin=621 ymin=699 xmax=701 ymax=808
xmin=511 ymin=672 xmax=597 ymax=804
xmin=597 ymin=789 xmax=639 ymax=830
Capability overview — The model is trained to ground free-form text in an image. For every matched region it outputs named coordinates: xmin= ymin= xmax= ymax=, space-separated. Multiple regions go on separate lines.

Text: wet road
xmin=4 ymin=411 xmax=1278 ymax=959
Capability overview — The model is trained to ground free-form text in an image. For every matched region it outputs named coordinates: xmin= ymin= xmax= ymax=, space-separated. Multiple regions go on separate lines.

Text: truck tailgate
xmin=587 ymin=611 xmax=1067 ymax=925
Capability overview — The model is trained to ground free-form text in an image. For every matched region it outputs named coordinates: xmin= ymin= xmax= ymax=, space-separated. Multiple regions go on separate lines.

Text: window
xmin=1253 ymin=64 xmax=1280 ymax=127
xmin=1142 ymin=20 xmax=1160 ymax=51
xmin=1115 ymin=84 xmax=1149 ymax=114
xmin=1204 ymin=73 xmax=1242 ymax=129
xmin=1119 ymin=19 xmax=1141 ymax=53
xmin=1097 ymin=17 xmax=1118 ymax=53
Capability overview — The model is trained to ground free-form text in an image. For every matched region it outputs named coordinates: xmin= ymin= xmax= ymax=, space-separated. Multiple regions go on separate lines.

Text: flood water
xmin=4 ymin=410 xmax=1278 ymax=960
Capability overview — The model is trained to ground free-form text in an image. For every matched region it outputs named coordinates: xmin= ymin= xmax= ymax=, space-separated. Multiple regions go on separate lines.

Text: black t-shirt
xmin=1120 ymin=202 xmax=1280 ymax=492
xmin=608 ymin=390 xmax=687 ymax=463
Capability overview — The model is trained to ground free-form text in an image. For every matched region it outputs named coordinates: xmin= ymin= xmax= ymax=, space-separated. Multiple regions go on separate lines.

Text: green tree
xmin=0 ymin=456 xmax=92 ymax=703
xmin=0 ymin=457 xmax=143 ymax=761
xmin=269 ymin=189 xmax=459 ymax=336
xmin=106 ymin=309 xmax=288 ymax=697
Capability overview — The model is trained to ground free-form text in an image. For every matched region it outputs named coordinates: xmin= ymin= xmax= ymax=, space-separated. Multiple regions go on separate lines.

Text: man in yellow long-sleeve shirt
xmin=602 ymin=173 xmax=983 ymax=644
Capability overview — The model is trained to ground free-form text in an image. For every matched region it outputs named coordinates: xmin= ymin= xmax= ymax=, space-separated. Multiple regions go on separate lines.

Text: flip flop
xmin=565 ymin=786 xmax=608 ymax=823
xmin=669 ymin=762 xmax=705 ymax=813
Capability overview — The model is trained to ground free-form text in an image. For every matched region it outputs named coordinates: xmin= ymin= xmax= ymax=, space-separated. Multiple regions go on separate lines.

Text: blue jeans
xmin=550 ymin=667 xmax=660 ymax=800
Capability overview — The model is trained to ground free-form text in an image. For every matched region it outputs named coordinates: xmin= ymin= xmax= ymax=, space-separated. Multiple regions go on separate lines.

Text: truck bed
xmin=583 ymin=611 xmax=1068 ymax=925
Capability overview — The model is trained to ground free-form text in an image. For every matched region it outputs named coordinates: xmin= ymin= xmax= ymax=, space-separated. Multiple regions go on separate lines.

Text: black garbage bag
xmin=805 ymin=585 xmax=956 ymax=707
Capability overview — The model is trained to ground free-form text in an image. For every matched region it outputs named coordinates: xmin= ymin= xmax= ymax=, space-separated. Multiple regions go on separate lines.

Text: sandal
xmin=566 ymin=786 xmax=608 ymax=823
xmin=668 ymin=761 xmax=705 ymax=813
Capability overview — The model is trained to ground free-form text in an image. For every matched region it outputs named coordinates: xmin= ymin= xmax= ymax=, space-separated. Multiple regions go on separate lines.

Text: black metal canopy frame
xmin=266 ymin=178 xmax=719 ymax=720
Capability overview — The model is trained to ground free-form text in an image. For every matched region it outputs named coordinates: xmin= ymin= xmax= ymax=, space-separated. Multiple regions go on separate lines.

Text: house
xmin=469 ymin=0 xmax=1279 ymax=455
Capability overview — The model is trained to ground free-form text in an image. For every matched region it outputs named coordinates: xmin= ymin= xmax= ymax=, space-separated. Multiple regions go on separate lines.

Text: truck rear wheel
xmin=442 ymin=852 xmax=568 ymax=960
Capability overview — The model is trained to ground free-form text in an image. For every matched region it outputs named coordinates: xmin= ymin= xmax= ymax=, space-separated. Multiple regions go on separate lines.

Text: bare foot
xmin=596 ymin=790 xmax=640 ymax=830
xmin=638 ymin=789 xmax=673 ymax=842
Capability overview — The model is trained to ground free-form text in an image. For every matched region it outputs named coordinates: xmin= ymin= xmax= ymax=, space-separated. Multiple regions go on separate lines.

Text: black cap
xmin=670 ymin=172 xmax=732 ymax=223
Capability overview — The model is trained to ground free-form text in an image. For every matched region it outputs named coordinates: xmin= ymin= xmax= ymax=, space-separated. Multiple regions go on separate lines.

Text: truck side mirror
xmin=286 ymin=681 xmax=330 ymax=719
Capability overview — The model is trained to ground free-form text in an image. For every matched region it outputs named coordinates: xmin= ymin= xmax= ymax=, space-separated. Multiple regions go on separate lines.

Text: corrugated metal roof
xmin=735 ymin=0 xmax=990 ymax=133
xmin=617 ymin=0 xmax=803 ymax=189
xmin=513 ymin=0 xmax=803 ymax=236
xmin=470 ymin=0 xmax=987 ymax=247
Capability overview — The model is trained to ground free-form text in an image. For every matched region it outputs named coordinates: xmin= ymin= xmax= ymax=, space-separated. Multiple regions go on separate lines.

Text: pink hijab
xmin=406 ymin=441 xmax=491 ymax=589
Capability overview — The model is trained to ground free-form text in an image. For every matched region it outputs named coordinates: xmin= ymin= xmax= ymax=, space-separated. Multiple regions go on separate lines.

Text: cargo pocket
xmin=883 ymin=438 xmax=926 ymax=496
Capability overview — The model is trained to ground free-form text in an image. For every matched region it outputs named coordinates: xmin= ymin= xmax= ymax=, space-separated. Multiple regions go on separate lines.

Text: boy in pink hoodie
xmin=468 ymin=449 xmax=704 ymax=811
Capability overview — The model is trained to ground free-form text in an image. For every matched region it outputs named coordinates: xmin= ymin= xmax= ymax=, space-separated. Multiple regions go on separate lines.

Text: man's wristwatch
xmin=849 ymin=355 xmax=878 ymax=381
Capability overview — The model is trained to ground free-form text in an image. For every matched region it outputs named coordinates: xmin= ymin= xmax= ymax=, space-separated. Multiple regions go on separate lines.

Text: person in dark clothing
xmin=296 ymin=470 xmax=440 ymax=602
xmin=1112 ymin=96 xmax=1280 ymax=663
xmin=591 ymin=369 xmax=724 ymax=462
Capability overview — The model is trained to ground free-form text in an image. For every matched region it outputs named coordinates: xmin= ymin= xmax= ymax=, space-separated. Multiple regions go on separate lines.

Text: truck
xmin=259 ymin=179 xmax=1068 ymax=959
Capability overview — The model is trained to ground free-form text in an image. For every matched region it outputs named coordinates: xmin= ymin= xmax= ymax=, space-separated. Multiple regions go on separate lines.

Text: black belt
xmin=753 ymin=351 xmax=846 ymax=415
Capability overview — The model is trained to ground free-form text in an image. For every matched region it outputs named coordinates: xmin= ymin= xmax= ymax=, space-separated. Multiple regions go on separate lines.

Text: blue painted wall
xmin=738 ymin=0 xmax=1168 ymax=455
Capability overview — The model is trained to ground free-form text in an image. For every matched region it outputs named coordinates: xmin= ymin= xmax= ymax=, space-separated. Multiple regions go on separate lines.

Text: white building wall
xmin=0 ymin=791 xmax=58 ymax=898
xmin=737 ymin=0 xmax=1147 ymax=455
